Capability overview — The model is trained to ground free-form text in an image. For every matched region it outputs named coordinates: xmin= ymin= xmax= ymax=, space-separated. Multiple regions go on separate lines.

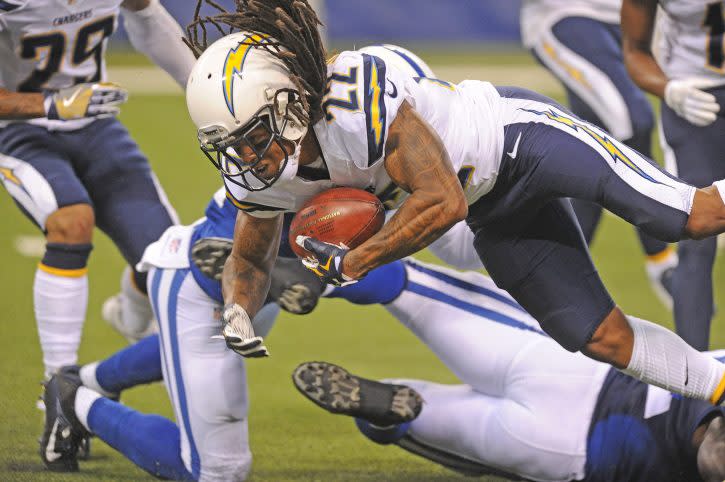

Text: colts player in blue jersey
xmin=293 ymin=259 xmax=725 ymax=482
xmin=39 ymin=186 xmax=323 ymax=477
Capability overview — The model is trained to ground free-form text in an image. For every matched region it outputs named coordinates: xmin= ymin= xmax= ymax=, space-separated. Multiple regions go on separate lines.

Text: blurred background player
xmin=622 ymin=0 xmax=725 ymax=350
xmin=295 ymin=259 xmax=725 ymax=482
xmin=0 ymin=0 xmax=195 ymax=392
xmin=520 ymin=0 xmax=678 ymax=308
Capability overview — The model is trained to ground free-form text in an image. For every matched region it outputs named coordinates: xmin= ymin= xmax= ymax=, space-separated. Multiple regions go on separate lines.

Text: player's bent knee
xmin=582 ymin=307 xmax=634 ymax=369
xmin=45 ymin=204 xmax=95 ymax=244
xmin=197 ymin=421 xmax=252 ymax=482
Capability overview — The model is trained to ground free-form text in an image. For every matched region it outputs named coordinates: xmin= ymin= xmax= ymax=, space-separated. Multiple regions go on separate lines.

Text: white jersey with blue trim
xmin=0 ymin=0 xmax=121 ymax=131
xmin=657 ymin=0 xmax=725 ymax=83
xmin=225 ymin=50 xmax=505 ymax=216
xmin=520 ymin=0 xmax=621 ymax=47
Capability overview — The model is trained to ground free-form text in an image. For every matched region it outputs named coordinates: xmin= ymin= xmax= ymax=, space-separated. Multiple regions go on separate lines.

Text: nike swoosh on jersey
xmin=507 ymin=132 xmax=522 ymax=158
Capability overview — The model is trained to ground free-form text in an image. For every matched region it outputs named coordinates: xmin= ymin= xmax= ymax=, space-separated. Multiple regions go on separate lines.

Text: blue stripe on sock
xmin=407 ymin=281 xmax=545 ymax=336
xmin=405 ymin=262 xmax=527 ymax=314
xmin=167 ymin=269 xmax=201 ymax=479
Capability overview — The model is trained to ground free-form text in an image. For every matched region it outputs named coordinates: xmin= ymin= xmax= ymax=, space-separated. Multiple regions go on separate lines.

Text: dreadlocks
xmin=185 ymin=0 xmax=328 ymax=124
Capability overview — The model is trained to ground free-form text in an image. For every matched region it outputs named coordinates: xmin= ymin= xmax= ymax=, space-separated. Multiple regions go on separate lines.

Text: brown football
xmin=289 ymin=187 xmax=385 ymax=259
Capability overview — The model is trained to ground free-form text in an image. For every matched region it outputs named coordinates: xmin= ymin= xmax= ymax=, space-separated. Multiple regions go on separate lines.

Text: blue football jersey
xmin=584 ymin=368 xmax=724 ymax=482
xmin=189 ymin=189 xmax=295 ymax=303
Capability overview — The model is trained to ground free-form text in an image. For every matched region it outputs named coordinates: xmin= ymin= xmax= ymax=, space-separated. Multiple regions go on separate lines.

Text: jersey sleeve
xmin=323 ymin=51 xmax=413 ymax=168
xmin=223 ymin=178 xmax=286 ymax=218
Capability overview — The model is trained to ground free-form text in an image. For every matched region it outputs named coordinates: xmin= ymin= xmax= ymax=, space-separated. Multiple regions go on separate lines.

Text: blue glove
xmin=295 ymin=236 xmax=358 ymax=287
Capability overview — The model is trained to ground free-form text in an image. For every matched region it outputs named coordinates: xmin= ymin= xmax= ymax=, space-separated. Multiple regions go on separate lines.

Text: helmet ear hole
xmin=207 ymin=73 xmax=212 ymax=79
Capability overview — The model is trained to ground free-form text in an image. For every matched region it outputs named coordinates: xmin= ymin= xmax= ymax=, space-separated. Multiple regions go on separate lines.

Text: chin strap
xmin=277 ymin=139 xmax=302 ymax=183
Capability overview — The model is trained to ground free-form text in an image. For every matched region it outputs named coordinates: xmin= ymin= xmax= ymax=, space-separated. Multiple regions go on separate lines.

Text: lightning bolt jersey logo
xmin=520 ymin=107 xmax=666 ymax=185
xmin=222 ymin=33 xmax=269 ymax=117
xmin=362 ymin=53 xmax=388 ymax=166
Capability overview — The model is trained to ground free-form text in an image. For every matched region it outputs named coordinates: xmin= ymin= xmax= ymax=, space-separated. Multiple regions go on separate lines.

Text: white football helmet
xmin=186 ymin=31 xmax=308 ymax=191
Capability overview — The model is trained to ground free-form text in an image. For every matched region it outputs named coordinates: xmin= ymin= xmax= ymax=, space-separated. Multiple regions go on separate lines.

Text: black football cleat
xmin=191 ymin=237 xmax=233 ymax=281
xmin=292 ymin=361 xmax=423 ymax=427
xmin=58 ymin=365 xmax=93 ymax=460
xmin=39 ymin=371 xmax=88 ymax=472
xmin=269 ymin=257 xmax=325 ymax=315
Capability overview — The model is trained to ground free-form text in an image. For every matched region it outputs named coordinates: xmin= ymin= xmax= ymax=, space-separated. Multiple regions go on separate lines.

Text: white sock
xmin=79 ymin=362 xmax=117 ymax=398
xmin=713 ymin=179 xmax=725 ymax=204
xmin=74 ymin=386 xmax=102 ymax=432
xmin=120 ymin=266 xmax=154 ymax=338
xmin=34 ymin=268 xmax=88 ymax=378
xmin=622 ymin=316 xmax=725 ymax=404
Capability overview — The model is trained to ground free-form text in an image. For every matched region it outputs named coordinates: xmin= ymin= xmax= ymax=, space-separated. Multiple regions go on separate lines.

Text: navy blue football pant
xmin=659 ymin=86 xmax=725 ymax=350
xmin=0 ymin=118 xmax=176 ymax=286
xmin=467 ymin=88 xmax=694 ymax=352
xmin=530 ymin=16 xmax=666 ymax=256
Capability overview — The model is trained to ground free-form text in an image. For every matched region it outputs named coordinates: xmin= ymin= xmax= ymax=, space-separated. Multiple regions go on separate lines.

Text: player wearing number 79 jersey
xmin=0 ymin=1 xmax=195 ymax=469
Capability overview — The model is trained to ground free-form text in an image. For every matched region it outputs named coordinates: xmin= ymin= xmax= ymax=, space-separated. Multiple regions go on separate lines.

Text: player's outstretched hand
xmin=295 ymin=236 xmax=358 ymax=287
xmin=44 ymin=82 xmax=129 ymax=121
xmin=221 ymin=303 xmax=269 ymax=358
xmin=664 ymin=78 xmax=721 ymax=126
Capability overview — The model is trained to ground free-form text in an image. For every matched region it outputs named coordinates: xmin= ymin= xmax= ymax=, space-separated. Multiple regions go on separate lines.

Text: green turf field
xmin=0 ymin=51 xmax=724 ymax=481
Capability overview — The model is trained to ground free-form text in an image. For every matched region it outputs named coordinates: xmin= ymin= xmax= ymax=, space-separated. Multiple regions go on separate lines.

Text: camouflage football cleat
xmin=292 ymin=361 xmax=423 ymax=427
xmin=191 ymin=237 xmax=233 ymax=281
xmin=39 ymin=371 xmax=87 ymax=472
xmin=269 ymin=257 xmax=325 ymax=314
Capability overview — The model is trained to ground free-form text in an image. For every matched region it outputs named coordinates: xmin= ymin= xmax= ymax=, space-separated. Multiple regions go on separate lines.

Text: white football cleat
xmin=102 ymin=294 xmax=157 ymax=343
xmin=645 ymin=248 xmax=678 ymax=310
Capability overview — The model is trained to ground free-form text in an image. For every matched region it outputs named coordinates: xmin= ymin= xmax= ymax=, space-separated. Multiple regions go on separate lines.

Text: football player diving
xmin=185 ymin=0 xmax=725 ymax=414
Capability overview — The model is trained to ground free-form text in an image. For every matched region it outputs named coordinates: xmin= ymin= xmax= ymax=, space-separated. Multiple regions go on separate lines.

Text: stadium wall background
xmin=110 ymin=0 xmax=523 ymax=47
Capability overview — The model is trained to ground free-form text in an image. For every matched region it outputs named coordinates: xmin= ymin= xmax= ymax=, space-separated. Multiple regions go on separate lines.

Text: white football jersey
xmin=520 ymin=0 xmax=622 ymax=47
xmin=0 ymin=0 xmax=121 ymax=130
xmin=657 ymin=0 xmax=725 ymax=82
xmin=225 ymin=50 xmax=504 ymax=217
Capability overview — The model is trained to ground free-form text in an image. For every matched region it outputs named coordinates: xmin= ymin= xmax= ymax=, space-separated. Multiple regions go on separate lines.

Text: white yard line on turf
xmin=14 ymin=235 xmax=46 ymax=258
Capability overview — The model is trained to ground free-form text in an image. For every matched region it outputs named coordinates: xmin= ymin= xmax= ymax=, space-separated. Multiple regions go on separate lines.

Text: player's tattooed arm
xmin=222 ymin=211 xmax=283 ymax=318
xmin=343 ymin=101 xmax=468 ymax=279
xmin=0 ymin=87 xmax=45 ymax=120
xmin=621 ymin=0 xmax=667 ymax=98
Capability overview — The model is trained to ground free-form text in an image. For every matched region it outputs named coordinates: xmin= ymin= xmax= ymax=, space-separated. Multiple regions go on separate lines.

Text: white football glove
xmin=44 ymin=82 xmax=128 ymax=121
xmin=221 ymin=303 xmax=269 ymax=358
xmin=664 ymin=78 xmax=721 ymax=127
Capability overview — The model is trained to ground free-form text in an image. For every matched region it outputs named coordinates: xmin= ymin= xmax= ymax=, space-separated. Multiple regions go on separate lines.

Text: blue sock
xmin=327 ymin=260 xmax=407 ymax=305
xmin=96 ymin=334 xmax=163 ymax=393
xmin=355 ymin=418 xmax=410 ymax=444
xmin=88 ymin=398 xmax=195 ymax=480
